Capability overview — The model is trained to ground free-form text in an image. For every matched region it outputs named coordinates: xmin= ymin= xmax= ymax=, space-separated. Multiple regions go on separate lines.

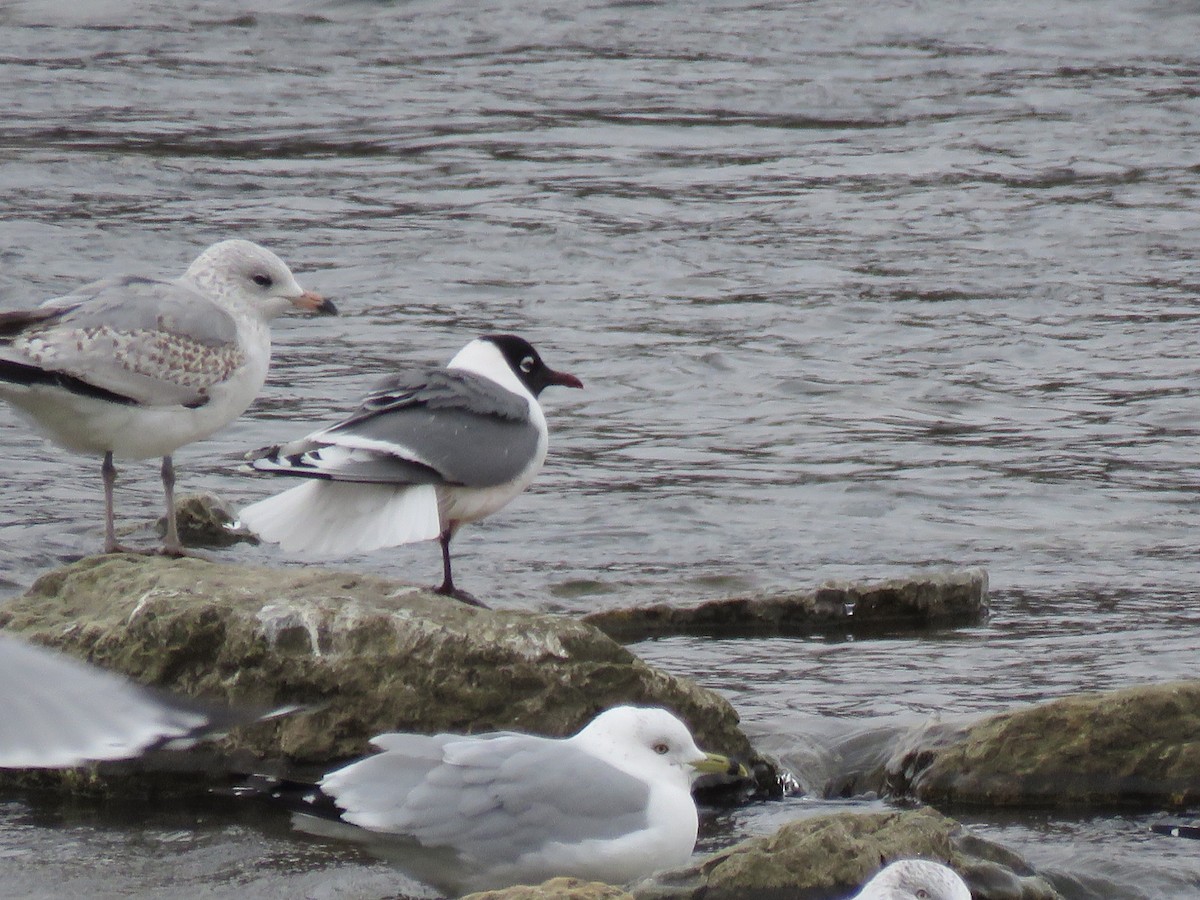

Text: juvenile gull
xmin=0 ymin=239 xmax=335 ymax=554
xmin=239 ymin=334 xmax=581 ymax=605
xmin=851 ymin=859 xmax=973 ymax=900
xmin=269 ymin=706 xmax=745 ymax=894
xmin=0 ymin=633 xmax=292 ymax=768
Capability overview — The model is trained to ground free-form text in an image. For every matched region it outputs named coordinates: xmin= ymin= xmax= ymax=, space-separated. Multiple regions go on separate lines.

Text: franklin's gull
xmin=238 ymin=334 xmax=581 ymax=605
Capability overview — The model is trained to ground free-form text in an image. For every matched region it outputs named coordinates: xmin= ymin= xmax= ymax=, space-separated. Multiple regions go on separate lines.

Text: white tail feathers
xmin=238 ymin=481 xmax=442 ymax=556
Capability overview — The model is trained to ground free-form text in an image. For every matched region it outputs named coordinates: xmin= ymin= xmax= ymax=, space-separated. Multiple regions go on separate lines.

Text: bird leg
xmin=156 ymin=456 xmax=209 ymax=559
xmin=101 ymin=453 xmax=206 ymax=557
xmin=434 ymin=528 xmax=488 ymax=608
xmin=158 ymin=455 xmax=185 ymax=555
xmin=101 ymin=452 xmax=136 ymax=554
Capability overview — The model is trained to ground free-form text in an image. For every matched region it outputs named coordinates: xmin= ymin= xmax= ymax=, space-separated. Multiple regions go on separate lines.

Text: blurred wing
xmin=0 ymin=276 xmax=244 ymax=407
xmin=0 ymin=633 xmax=238 ymax=767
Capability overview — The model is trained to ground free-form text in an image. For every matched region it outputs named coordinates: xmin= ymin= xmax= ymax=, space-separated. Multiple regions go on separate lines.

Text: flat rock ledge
xmin=467 ymin=808 xmax=1059 ymax=900
xmin=0 ymin=554 xmax=759 ymax=787
xmin=887 ymin=680 xmax=1200 ymax=808
xmin=462 ymin=879 xmax=634 ymax=900
xmin=583 ymin=569 xmax=988 ymax=641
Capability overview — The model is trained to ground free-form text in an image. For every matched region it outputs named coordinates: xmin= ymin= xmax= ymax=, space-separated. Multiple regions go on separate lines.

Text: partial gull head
xmin=182 ymin=238 xmax=333 ymax=320
xmin=272 ymin=705 xmax=745 ymax=895
xmin=0 ymin=239 xmax=334 ymax=555
xmin=852 ymin=859 xmax=973 ymax=900
xmin=239 ymin=333 xmax=582 ymax=606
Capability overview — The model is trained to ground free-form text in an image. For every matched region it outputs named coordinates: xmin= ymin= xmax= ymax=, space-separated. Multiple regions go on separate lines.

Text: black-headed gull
xmin=852 ymin=859 xmax=973 ymax=899
xmin=266 ymin=706 xmax=745 ymax=894
xmin=0 ymin=632 xmax=293 ymax=768
xmin=0 ymin=239 xmax=336 ymax=555
xmin=239 ymin=334 xmax=581 ymax=606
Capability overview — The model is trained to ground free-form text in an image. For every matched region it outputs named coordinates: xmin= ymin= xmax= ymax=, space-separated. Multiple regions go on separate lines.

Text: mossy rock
xmin=891 ymin=681 xmax=1200 ymax=808
xmin=634 ymin=808 xmax=1060 ymax=900
xmin=0 ymin=555 xmax=760 ymax=790
xmin=584 ymin=569 xmax=988 ymax=641
xmin=462 ymin=878 xmax=634 ymax=900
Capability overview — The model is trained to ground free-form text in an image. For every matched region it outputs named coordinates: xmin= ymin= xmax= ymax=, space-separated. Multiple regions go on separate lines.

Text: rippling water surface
xmin=2 ymin=1 xmax=1200 ymax=897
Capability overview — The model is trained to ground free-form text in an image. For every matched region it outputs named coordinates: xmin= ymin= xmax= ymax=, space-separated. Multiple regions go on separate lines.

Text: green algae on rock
xmin=632 ymin=807 xmax=1061 ymax=900
xmin=583 ymin=569 xmax=988 ymax=641
xmin=891 ymin=680 xmax=1200 ymax=808
xmin=0 ymin=555 xmax=757 ymax=774
xmin=461 ymin=877 xmax=634 ymax=900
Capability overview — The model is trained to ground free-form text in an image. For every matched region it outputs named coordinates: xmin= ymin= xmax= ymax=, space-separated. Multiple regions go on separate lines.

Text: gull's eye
xmin=252 ymin=273 xmax=274 ymax=287
xmin=915 ymin=891 xmax=930 ymax=899
xmin=653 ymin=742 xmax=670 ymax=755
xmin=519 ymin=355 xmax=536 ymax=373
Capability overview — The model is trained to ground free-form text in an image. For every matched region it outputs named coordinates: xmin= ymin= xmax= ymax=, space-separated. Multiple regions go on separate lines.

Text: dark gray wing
xmin=252 ymin=369 xmax=541 ymax=489
xmin=348 ymin=369 xmax=529 ymax=420
xmin=321 ymin=731 xmax=652 ymax=867
xmin=0 ymin=275 xmax=244 ymax=407
xmin=0 ymin=306 xmax=63 ymax=338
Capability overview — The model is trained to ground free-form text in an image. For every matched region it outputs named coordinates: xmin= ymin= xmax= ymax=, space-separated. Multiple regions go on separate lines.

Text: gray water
xmin=1 ymin=0 xmax=1199 ymax=896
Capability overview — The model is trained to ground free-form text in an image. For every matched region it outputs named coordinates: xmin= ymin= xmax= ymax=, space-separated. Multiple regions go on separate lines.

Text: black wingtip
xmin=243 ymin=444 xmax=283 ymax=463
xmin=0 ymin=359 xmax=140 ymax=406
xmin=238 ymin=773 xmax=348 ymax=822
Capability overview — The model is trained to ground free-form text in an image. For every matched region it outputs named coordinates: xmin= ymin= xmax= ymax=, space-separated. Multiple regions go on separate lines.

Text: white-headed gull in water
xmin=265 ymin=705 xmax=746 ymax=894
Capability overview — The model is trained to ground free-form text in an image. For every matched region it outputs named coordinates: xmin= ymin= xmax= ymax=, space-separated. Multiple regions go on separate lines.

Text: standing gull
xmin=238 ymin=334 xmax=581 ymax=605
xmin=0 ymin=239 xmax=336 ymax=554
xmin=0 ymin=633 xmax=293 ymax=768
xmin=851 ymin=859 xmax=973 ymax=900
xmin=268 ymin=705 xmax=746 ymax=894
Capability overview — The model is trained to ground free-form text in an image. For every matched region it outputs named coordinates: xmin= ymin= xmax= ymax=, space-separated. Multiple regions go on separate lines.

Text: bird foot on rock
xmin=103 ymin=541 xmax=145 ymax=555
xmin=157 ymin=543 xmax=213 ymax=561
xmin=434 ymin=585 xmax=490 ymax=609
xmin=103 ymin=542 xmax=211 ymax=561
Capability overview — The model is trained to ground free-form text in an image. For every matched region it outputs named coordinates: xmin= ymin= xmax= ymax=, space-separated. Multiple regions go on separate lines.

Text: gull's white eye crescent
xmin=519 ymin=355 xmax=536 ymax=373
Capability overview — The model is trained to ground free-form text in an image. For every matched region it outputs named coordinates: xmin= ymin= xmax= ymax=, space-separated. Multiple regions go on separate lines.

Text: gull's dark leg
xmin=437 ymin=529 xmax=455 ymax=593
xmin=434 ymin=527 xmax=488 ymax=608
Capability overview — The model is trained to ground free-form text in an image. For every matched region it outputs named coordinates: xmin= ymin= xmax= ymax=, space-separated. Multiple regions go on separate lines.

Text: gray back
xmin=322 ymin=369 xmax=541 ymax=488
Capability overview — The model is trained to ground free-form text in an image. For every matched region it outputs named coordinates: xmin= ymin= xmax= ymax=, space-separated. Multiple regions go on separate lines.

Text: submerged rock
xmin=633 ymin=807 xmax=1061 ymax=900
xmin=583 ymin=569 xmax=988 ymax=641
xmin=889 ymin=680 xmax=1200 ymax=808
xmin=0 ymin=555 xmax=759 ymax=778
xmin=154 ymin=492 xmax=259 ymax=548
